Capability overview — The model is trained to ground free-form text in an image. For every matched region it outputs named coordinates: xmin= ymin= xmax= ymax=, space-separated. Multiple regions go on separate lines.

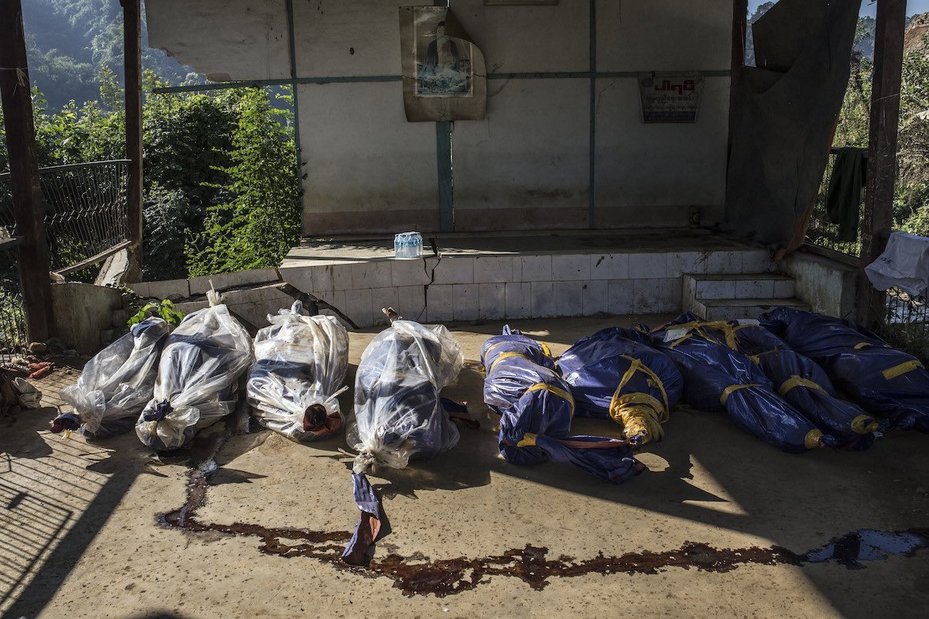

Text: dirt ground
xmin=2 ymin=315 xmax=929 ymax=618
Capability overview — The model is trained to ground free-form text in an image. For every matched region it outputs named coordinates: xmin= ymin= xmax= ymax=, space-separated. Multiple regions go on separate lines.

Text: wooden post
xmin=858 ymin=0 xmax=908 ymax=327
xmin=121 ymin=0 xmax=144 ymax=281
xmin=0 ymin=0 xmax=53 ymax=342
xmin=728 ymin=0 xmax=748 ymax=158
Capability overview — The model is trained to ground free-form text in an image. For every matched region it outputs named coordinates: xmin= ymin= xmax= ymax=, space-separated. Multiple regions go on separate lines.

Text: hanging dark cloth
xmin=725 ymin=0 xmax=862 ymax=250
xmin=825 ymin=147 xmax=867 ymax=242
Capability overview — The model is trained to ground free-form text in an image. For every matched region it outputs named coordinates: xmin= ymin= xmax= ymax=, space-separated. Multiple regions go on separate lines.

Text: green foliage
xmin=21 ymin=0 xmax=188 ymax=110
xmin=896 ymin=53 xmax=929 ymax=229
xmin=142 ymin=183 xmax=194 ymax=281
xmin=127 ymin=298 xmax=184 ymax=329
xmin=186 ymin=88 xmax=301 ymax=276
xmin=828 ymin=48 xmax=929 ymax=237
xmin=2 ymin=69 xmax=300 ymax=282
xmin=833 ymin=57 xmax=872 ymax=150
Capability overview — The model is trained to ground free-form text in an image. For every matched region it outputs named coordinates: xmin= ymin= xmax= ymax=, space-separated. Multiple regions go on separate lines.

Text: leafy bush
xmin=2 ymin=71 xmax=300 ymax=282
xmin=127 ymin=298 xmax=184 ymax=328
xmin=187 ymin=87 xmax=301 ymax=276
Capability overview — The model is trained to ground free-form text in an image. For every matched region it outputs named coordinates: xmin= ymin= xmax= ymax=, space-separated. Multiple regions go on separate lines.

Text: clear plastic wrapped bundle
xmin=136 ymin=291 xmax=253 ymax=450
xmin=247 ymin=301 xmax=349 ymax=442
xmin=348 ymin=314 xmax=463 ymax=472
xmin=52 ymin=318 xmax=170 ymax=439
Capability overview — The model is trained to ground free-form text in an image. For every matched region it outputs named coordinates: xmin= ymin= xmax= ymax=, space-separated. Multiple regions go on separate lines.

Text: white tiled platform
xmin=280 ymin=230 xmax=774 ymax=327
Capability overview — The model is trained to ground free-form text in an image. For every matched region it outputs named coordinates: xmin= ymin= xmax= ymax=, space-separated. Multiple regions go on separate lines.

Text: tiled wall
xmin=280 ymin=249 xmax=771 ymax=327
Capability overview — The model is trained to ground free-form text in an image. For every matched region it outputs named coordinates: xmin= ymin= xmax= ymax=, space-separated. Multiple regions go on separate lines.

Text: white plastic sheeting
xmin=348 ymin=319 xmax=463 ymax=472
xmin=58 ymin=318 xmax=170 ymax=438
xmin=247 ymin=301 xmax=349 ymax=442
xmin=136 ymin=292 xmax=253 ymax=450
xmin=865 ymin=231 xmax=929 ymax=297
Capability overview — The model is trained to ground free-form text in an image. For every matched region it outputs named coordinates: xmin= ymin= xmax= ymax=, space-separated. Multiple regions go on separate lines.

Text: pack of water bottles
xmin=394 ymin=232 xmax=423 ymax=259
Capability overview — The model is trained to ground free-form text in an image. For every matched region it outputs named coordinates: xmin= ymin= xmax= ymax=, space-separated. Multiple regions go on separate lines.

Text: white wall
xmin=144 ymin=0 xmax=735 ymax=235
xmin=298 ymin=81 xmax=439 ymax=234
xmin=146 ymin=0 xmax=289 ymax=81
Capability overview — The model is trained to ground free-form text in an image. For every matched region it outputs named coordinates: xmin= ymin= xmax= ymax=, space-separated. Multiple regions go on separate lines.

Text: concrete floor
xmin=281 ymin=228 xmax=755 ymax=267
xmin=2 ymin=315 xmax=929 ymax=618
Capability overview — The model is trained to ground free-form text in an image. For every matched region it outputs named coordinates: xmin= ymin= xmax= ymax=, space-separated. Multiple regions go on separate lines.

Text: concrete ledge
xmin=189 ymin=268 xmax=281 ymax=295
xmin=50 ymin=282 xmax=125 ymax=353
xmin=781 ymin=250 xmax=858 ymax=319
xmin=280 ymin=247 xmax=773 ymax=327
xmin=128 ymin=278 xmax=191 ymax=300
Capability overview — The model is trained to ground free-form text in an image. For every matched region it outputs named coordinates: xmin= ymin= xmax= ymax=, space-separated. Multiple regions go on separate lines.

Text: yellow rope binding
xmin=720 ymin=383 xmax=761 ymax=406
xmin=526 ymin=382 xmax=575 ymax=417
xmin=607 ymin=356 xmax=670 ymax=444
xmin=777 ymin=375 xmax=827 ymax=398
xmin=667 ymin=320 xmax=747 ymax=350
xmin=488 ymin=351 xmax=532 ymax=373
xmin=882 ymin=359 xmax=923 ymax=380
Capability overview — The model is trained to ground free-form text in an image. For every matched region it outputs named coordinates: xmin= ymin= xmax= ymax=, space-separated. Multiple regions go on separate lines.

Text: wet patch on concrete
xmin=157 ymin=458 xmax=929 ymax=597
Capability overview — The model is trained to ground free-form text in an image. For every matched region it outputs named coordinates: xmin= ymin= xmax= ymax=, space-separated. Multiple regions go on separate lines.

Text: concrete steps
xmin=683 ymin=273 xmax=809 ymax=321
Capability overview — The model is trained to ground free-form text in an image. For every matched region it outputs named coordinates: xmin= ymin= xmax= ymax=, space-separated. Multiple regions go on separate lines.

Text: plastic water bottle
xmin=394 ymin=232 xmax=422 ymax=259
xmin=400 ymin=234 xmax=410 ymax=259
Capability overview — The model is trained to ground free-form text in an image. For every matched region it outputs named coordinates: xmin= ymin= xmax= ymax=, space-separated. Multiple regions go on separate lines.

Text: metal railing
xmin=0 ymin=159 xmax=130 ymax=353
xmin=0 ymin=159 xmax=131 ymax=274
xmin=0 ymin=240 xmax=26 ymax=359
xmin=880 ymin=287 xmax=929 ymax=363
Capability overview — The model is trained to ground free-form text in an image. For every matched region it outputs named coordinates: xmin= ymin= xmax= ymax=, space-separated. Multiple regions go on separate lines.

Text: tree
xmin=187 ymin=88 xmax=301 ymax=276
xmin=2 ymin=72 xmax=301 ymax=281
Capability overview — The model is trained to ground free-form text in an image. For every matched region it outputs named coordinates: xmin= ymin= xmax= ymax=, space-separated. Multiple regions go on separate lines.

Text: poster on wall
xmin=400 ymin=6 xmax=487 ymax=122
xmin=638 ymin=72 xmax=704 ymax=123
xmin=415 ymin=12 xmax=472 ymax=97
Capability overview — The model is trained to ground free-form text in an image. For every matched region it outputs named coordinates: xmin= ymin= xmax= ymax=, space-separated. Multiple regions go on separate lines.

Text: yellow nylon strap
xmin=804 ymin=429 xmax=825 ymax=449
xmin=483 ymin=338 xmax=552 ymax=367
xmin=854 ymin=342 xmax=873 ymax=350
xmin=670 ymin=320 xmax=745 ymax=350
xmin=614 ymin=356 xmax=670 ymax=414
xmin=851 ymin=414 xmax=880 ymax=435
xmin=669 ymin=332 xmax=694 ymax=348
xmin=481 ymin=339 xmax=507 ymax=364
xmin=778 ymin=375 xmax=827 ymax=398
xmin=517 ymin=432 xmax=538 ymax=448
xmin=720 ymin=383 xmax=761 ymax=406
xmin=882 ymin=359 xmax=924 ymax=380
xmin=605 ymin=357 xmax=671 ymax=445
xmin=526 ymin=382 xmax=575 ymax=417
xmin=610 ymin=393 xmax=667 ymax=443
xmin=488 ymin=351 xmax=531 ymax=373
xmin=748 ymin=350 xmax=776 ymax=365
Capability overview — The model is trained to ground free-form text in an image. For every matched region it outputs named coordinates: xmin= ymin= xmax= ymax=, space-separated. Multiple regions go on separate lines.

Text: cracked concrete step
xmin=689 ymin=297 xmax=810 ymax=321
xmin=683 ymin=272 xmax=796 ymax=302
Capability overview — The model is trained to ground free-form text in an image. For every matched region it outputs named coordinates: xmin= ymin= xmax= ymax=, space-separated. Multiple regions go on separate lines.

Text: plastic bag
xmin=481 ymin=328 xmax=644 ymax=483
xmin=247 ymin=301 xmax=349 ymax=442
xmin=348 ymin=317 xmax=463 ymax=472
xmin=762 ymin=307 xmax=929 ymax=431
xmin=54 ymin=318 xmax=170 ymax=439
xmin=558 ymin=327 xmax=683 ymax=444
xmin=136 ymin=292 xmax=253 ymax=450
xmin=657 ymin=316 xmax=789 ymax=358
xmin=756 ymin=349 xmax=880 ymax=449
xmin=652 ymin=316 xmax=830 ymax=452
